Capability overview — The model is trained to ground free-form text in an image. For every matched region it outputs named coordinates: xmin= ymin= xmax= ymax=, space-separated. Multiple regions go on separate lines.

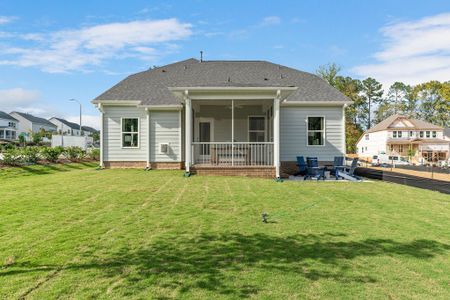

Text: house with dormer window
xmin=357 ymin=115 xmax=449 ymax=164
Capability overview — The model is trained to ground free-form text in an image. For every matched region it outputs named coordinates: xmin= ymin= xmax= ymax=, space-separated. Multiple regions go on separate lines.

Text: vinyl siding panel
xmin=150 ymin=111 xmax=181 ymax=162
xmin=103 ymin=106 xmax=148 ymax=161
xmin=280 ymin=106 xmax=344 ymax=161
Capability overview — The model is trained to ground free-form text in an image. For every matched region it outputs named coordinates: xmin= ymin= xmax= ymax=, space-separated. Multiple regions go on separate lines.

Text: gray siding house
xmin=10 ymin=112 xmax=57 ymax=141
xmin=93 ymin=58 xmax=350 ymax=178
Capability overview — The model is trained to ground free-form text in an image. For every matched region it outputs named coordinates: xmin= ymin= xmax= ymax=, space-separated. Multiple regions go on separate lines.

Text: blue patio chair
xmin=294 ymin=156 xmax=307 ymax=176
xmin=304 ymin=157 xmax=325 ymax=180
xmin=330 ymin=156 xmax=346 ymax=180
xmin=336 ymin=158 xmax=361 ymax=181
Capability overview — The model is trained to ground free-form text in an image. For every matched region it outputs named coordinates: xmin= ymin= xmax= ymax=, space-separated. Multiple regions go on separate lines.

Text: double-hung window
xmin=432 ymin=131 xmax=436 ymax=138
xmin=122 ymin=118 xmax=139 ymax=148
xmin=398 ymin=131 xmax=402 ymax=138
xmin=419 ymin=131 xmax=424 ymax=138
xmin=393 ymin=131 xmax=397 ymax=138
xmin=248 ymin=116 xmax=266 ymax=142
xmin=426 ymin=131 xmax=430 ymax=138
xmin=307 ymin=117 xmax=325 ymax=146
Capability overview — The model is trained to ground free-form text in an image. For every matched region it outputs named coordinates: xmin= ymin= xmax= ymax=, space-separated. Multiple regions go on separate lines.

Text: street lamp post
xmin=69 ymin=99 xmax=82 ymax=135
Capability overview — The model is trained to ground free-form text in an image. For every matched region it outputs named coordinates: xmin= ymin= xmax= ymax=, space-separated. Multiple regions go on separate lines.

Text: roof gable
xmin=0 ymin=111 xmax=18 ymax=122
xmin=94 ymin=58 xmax=350 ymax=105
xmin=12 ymin=112 xmax=56 ymax=127
xmin=367 ymin=115 xmax=442 ymax=133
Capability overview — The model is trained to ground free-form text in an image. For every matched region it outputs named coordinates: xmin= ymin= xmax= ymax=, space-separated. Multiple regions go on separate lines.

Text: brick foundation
xmin=104 ymin=161 xmax=183 ymax=170
xmin=190 ymin=166 xmax=276 ymax=178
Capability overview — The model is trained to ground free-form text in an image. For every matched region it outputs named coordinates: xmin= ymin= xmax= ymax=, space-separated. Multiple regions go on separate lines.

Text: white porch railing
xmin=192 ymin=142 xmax=274 ymax=166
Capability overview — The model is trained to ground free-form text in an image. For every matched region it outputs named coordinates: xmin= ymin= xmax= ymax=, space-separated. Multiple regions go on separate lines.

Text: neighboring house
xmin=92 ymin=58 xmax=351 ymax=178
xmin=357 ymin=115 xmax=449 ymax=164
xmin=49 ymin=117 xmax=83 ymax=136
xmin=10 ymin=112 xmax=57 ymax=140
xmin=49 ymin=117 xmax=98 ymax=137
xmin=0 ymin=111 xmax=19 ymax=141
xmin=81 ymin=126 xmax=98 ymax=137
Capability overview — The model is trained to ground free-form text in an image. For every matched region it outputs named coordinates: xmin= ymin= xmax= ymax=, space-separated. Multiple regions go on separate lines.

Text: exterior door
xmin=196 ymin=118 xmax=214 ymax=159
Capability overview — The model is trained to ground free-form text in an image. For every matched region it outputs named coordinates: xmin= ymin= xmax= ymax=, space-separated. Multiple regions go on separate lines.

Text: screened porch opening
xmin=191 ymin=99 xmax=274 ymax=166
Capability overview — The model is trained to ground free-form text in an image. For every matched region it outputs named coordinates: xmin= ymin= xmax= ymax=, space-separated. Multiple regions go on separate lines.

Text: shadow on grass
xmin=3 ymin=233 xmax=449 ymax=297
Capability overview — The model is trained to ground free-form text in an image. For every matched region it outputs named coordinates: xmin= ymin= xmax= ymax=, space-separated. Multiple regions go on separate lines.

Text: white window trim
xmin=120 ymin=117 xmax=140 ymax=149
xmin=306 ymin=116 xmax=326 ymax=147
xmin=248 ymin=115 xmax=266 ymax=142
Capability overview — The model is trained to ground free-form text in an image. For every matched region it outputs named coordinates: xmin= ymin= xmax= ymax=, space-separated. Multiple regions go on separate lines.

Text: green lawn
xmin=1 ymin=164 xmax=449 ymax=299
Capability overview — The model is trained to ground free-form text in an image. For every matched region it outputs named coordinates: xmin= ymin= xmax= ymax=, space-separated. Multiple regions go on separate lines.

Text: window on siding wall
xmin=432 ymin=131 xmax=436 ymax=138
xmin=307 ymin=117 xmax=325 ymax=146
xmin=426 ymin=131 xmax=430 ymax=138
xmin=248 ymin=116 xmax=265 ymax=142
xmin=122 ymin=118 xmax=139 ymax=148
xmin=420 ymin=131 xmax=424 ymax=138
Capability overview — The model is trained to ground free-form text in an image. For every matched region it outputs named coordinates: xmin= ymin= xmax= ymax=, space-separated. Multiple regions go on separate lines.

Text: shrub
xmin=21 ymin=146 xmax=40 ymax=164
xmin=1 ymin=148 xmax=22 ymax=166
xmin=88 ymin=148 xmax=100 ymax=160
xmin=40 ymin=146 xmax=63 ymax=163
xmin=65 ymin=146 xmax=85 ymax=161
xmin=31 ymin=132 xmax=42 ymax=144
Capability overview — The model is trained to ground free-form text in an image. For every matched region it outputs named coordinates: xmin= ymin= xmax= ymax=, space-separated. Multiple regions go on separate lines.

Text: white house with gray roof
xmin=93 ymin=58 xmax=351 ymax=178
xmin=357 ymin=115 xmax=449 ymax=164
xmin=0 ymin=111 xmax=19 ymax=141
xmin=10 ymin=112 xmax=57 ymax=141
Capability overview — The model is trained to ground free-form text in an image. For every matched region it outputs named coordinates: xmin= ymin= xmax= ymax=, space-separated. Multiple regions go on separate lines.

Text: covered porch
xmin=172 ymin=87 xmax=297 ymax=178
xmin=191 ymin=99 xmax=274 ymax=167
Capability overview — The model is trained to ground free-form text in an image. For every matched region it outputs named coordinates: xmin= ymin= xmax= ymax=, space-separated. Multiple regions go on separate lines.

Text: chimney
xmin=200 ymin=51 xmax=203 ymax=62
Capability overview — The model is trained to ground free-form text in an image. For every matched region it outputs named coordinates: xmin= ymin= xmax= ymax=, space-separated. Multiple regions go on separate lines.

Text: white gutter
xmin=281 ymin=100 xmax=352 ymax=106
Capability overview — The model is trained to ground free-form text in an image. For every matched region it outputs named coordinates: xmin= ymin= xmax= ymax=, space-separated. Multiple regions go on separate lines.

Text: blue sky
xmin=0 ymin=0 xmax=449 ymax=128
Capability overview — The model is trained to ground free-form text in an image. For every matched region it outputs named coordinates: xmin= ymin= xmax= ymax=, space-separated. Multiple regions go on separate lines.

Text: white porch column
xmin=274 ymin=91 xmax=281 ymax=179
xmin=98 ymin=103 xmax=104 ymax=168
xmin=184 ymin=92 xmax=192 ymax=173
xmin=146 ymin=108 xmax=151 ymax=169
xmin=231 ymin=99 xmax=234 ymax=166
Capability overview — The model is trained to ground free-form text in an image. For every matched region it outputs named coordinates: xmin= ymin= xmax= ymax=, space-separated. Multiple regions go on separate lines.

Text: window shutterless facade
xmin=426 ymin=131 xmax=430 ymax=138
xmin=420 ymin=131 xmax=424 ymax=138
xmin=307 ymin=116 xmax=325 ymax=146
xmin=393 ymin=131 xmax=397 ymax=138
xmin=432 ymin=131 xmax=436 ymax=138
xmin=121 ymin=118 xmax=139 ymax=148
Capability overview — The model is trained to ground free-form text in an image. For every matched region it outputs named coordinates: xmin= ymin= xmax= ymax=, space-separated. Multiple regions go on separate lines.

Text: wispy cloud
xmin=0 ymin=16 xmax=16 ymax=25
xmin=260 ymin=16 xmax=281 ymax=26
xmin=0 ymin=18 xmax=192 ymax=73
xmin=0 ymin=88 xmax=40 ymax=108
xmin=352 ymin=13 xmax=450 ymax=86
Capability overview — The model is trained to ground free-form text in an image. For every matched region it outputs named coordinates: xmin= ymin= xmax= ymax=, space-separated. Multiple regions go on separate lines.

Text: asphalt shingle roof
xmin=0 ymin=111 xmax=18 ymax=121
xmin=94 ymin=58 xmax=350 ymax=105
xmin=367 ymin=115 xmax=442 ymax=133
xmin=51 ymin=117 xmax=81 ymax=130
xmin=12 ymin=112 xmax=56 ymax=127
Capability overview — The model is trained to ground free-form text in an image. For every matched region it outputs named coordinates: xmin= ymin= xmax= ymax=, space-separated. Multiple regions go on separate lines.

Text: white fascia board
xmin=138 ymin=104 xmax=183 ymax=111
xmin=281 ymin=101 xmax=352 ymax=106
xmin=168 ymin=86 xmax=298 ymax=91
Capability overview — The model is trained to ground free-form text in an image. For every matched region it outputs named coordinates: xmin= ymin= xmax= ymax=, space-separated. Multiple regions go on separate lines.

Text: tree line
xmin=316 ymin=63 xmax=450 ymax=153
